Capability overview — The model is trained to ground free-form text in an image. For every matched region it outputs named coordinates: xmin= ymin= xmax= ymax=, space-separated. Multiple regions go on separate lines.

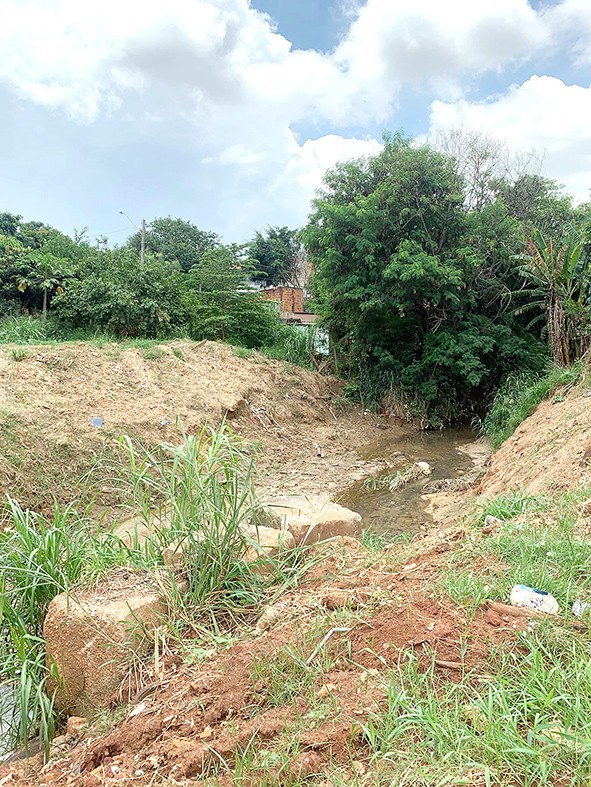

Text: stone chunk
xmin=44 ymin=573 xmax=166 ymax=716
xmin=260 ymin=495 xmax=362 ymax=545
xmin=243 ymin=524 xmax=295 ymax=562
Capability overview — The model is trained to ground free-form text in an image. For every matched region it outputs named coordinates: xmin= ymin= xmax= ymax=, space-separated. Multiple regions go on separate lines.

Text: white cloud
xmin=546 ymin=0 xmax=591 ymax=66
xmin=430 ymin=75 xmax=591 ymax=201
xmin=1 ymin=0 xmax=590 ymax=236
xmin=335 ymin=0 xmax=549 ymax=96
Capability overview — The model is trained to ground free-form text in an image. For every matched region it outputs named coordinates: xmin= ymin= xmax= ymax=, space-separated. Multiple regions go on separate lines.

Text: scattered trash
xmin=90 ymin=417 xmax=103 ymax=428
xmin=510 ymin=584 xmax=560 ymax=615
xmin=573 ymin=599 xmax=591 ymax=617
xmin=159 ymin=419 xmax=171 ymax=427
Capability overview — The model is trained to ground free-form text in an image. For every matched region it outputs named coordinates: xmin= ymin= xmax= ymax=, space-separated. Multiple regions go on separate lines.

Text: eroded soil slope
xmin=0 ymin=340 xmax=400 ymax=510
xmin=481 ymin=383 xmax=591 ymax=496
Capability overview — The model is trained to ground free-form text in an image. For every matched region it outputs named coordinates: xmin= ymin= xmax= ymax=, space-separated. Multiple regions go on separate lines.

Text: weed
xmin=0 ymin=498 xmax=124 ymax=755
xmin=483 ymin=364 xmax=583 ymax=449
xmin=10 ymin=347 xmax=28 ymax=361
xmin=262 ymin=325 xmax=318 ymax=369
xmin=171 ymin=346 xmax=185 ymax=361
xmin=141 ymin=346 xmax=166 ymax=360
xmin=233 ymin=346 xmax=254 ymax=360
xmin=360 ymin=529 xmax=412 ymax=553
xmin=249 ymin=647 xmax=316 ymax=708
xmin=0 ymin=316 xmax=51 ymax=345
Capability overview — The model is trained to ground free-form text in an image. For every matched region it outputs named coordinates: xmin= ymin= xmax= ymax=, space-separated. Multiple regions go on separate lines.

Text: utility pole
xmin=140 ymin=219 xmax=146 ymax=266
xmin=119 ymin=211 xmax=147 ymax=265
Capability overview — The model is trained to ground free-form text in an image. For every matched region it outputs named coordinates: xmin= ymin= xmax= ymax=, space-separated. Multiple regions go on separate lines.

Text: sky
xmin=0 ymin=0 xmax=590 ymax=246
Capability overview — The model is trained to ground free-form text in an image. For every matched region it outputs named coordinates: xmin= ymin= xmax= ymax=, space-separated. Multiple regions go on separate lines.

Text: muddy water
xmin=337 ymin=427 xmax=478 ymax=535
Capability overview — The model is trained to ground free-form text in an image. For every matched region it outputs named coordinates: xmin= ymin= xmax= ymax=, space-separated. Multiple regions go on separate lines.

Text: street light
xmin=119 ymin=211 xmax=146 ymax=265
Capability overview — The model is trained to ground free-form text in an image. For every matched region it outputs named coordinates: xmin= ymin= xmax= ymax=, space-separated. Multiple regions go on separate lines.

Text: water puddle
xmin=337 ymin=427 xmax=482 ymax=536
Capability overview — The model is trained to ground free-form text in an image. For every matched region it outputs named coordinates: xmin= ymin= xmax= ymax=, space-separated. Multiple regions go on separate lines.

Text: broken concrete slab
xmin=260 ymin=495 xmax=363 ymax=545
xmin=44 ymin=572 xmax=166 ymax=716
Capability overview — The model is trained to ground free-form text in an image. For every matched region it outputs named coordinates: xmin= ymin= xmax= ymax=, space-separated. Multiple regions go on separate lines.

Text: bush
xmin=52 ymin=251 xmax=188 ymax=338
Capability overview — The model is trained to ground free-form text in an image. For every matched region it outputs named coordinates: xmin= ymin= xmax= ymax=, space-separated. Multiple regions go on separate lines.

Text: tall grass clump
xmin=0 ymin=499 xmax=124 ymax=757
xmin=262 ymin=325 xmax=318 ymax=369
xmin=115 ymin=424 xmax=306 ymax=629
xmin=483 ymin=364 xmax=583 ymax=449
xmin=0 ymin=316 xmax=52 ymax=345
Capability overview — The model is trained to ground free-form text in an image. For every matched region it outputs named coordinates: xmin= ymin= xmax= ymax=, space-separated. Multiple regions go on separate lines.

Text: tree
xmin=127 ymin=217 xmax=220 ymax=272
xmin=304 ymin=134 xmax=545 ymax=423
xmin=186 ymin=245 xmax=280 ymax=347
xmin=431 ymin=128 xmax=542 ymax=211
xmin=16 ymin=253 xmax=71 ymax=318
xmin=247 ymin=226 xmax=306 ymax=286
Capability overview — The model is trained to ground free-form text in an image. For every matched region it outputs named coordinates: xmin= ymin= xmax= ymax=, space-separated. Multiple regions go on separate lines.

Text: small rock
xmin=316 ymin=683 xmax=338 ymax=699
xmin=289 ymin=752 xmax=322 ymax=780
xmin=66 ymin=716 xmax=88 ymax=737
xmin=322 ymin=589 xmax=369 ymax=611
xmin=255 ymin=603 xmax=285 ymax=633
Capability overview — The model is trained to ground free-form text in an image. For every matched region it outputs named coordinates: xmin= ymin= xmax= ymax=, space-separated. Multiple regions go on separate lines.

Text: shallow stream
xmin=337 ymin=426 xmax=480 ymax=535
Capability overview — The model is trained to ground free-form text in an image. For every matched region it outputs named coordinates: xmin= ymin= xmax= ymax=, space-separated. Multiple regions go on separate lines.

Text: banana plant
xmin=516 ymin=229 xmax=590 ymax=365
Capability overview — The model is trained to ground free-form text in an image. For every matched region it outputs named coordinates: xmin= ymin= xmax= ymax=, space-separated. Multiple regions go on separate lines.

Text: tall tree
xmin=247 ymin=226 xmax=306 ymax=286
xmin=304 ymin=133 xmax=545 ymax=423
xmin=127 ymin=217 xmax=220 ymax=272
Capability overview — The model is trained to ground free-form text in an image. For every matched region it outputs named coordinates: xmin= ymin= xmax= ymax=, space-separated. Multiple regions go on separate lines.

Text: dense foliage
xmin=304 ymin=133 xmax=590 ymax=424
xmin=2 ymin=128 xmax=589 ymax=424
xmin=0 ymin=212 xmax=284 ymax=348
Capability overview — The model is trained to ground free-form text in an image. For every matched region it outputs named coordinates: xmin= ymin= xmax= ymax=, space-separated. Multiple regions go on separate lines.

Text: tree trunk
xmin=42 ymin=288 xmax=48 ymax=320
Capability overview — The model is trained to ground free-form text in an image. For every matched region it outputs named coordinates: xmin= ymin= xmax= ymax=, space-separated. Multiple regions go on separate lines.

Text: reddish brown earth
xmin=0 ymin=532 xmax=519 ymax=787
xmin=480 ymin=383 xmax=591 ymax=496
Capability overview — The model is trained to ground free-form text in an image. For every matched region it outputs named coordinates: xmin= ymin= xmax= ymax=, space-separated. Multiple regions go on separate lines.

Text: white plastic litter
xmin=573 ymin=599 xmax=591 ymax=617
xmin=510 ymin=584 xmax=560 ymax=615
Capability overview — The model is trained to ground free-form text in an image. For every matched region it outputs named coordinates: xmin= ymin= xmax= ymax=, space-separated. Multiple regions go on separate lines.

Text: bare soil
xmin=480 ymin=384 xmax=591 ymax=496
xmin=0 ymin=340 xmax=406 ymax=511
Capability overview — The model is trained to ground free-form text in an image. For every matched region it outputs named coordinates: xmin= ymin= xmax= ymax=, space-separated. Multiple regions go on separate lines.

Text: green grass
xmin=359 ymin=486 xmax=591 ymax=785
xmin=0 ymin=424 xmax=313 ymax=758
xmin=0 ymin=498 xmax=131 ymax=756
xmin=483 ymin=365 xmax=583 ymax=449
xmin=0 ymin=316 xmax=53 ymax=344
xmin=261 ymin=325 xmax=317 ymax=369
xmin=113 ymin=425 xmax=313 ymax=630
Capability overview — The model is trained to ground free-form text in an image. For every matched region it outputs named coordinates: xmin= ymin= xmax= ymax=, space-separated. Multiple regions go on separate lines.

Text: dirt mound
xmin=0 ymin=340 xmax=396 ymax=510
xmin=481 ymin=385 xmax=591 ymax=496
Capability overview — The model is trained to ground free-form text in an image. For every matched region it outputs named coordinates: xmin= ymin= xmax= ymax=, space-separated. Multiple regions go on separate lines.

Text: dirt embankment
xmin=2 ymin=356 xmax=591 ymax=786
xmin=0 ymin=340 xmax=405 ymax=510
xmin=480 ymin=384 xmax=591 ymax=496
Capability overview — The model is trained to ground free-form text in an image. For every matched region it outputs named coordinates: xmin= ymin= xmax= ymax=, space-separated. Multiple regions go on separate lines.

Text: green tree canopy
xmin=186 ymin=245 xmax=280 ymax=347
xmin=127 ymin=217 xmax=220 ymax=272
xmin=305 ymin=134 xmax=545 ymax=423
xmin=247 ymin=226 xmax=303 ymax=286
